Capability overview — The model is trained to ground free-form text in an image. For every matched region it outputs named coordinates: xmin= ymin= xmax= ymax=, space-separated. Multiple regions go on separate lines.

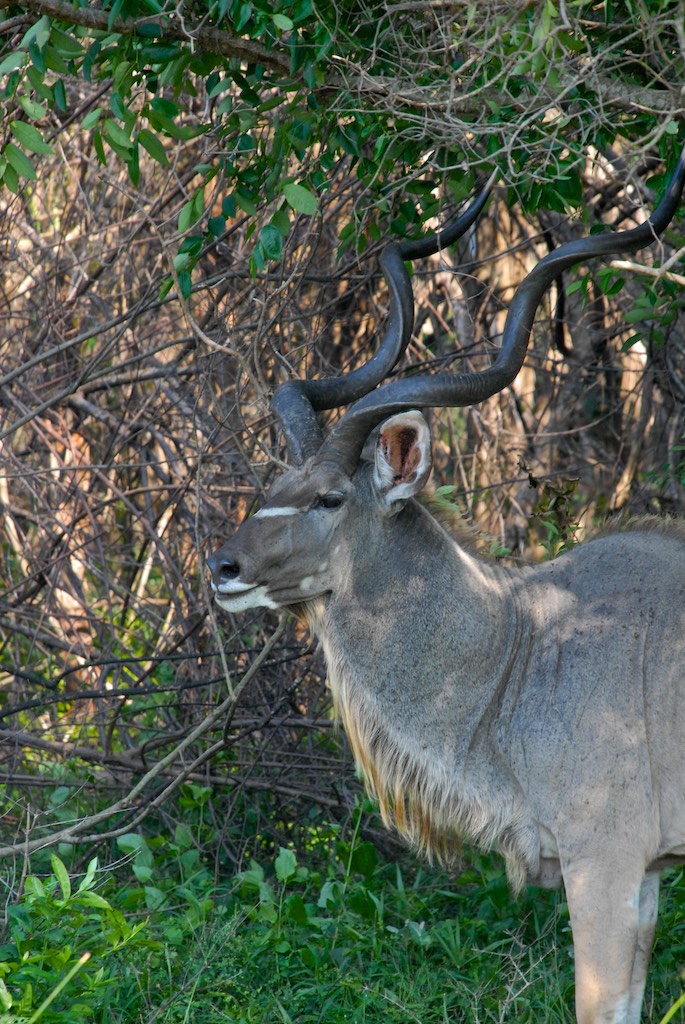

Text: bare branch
xmin=0 ymin=617 xmax=287 ymax=858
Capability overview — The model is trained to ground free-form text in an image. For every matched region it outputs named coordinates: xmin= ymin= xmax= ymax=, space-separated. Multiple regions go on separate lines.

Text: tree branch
xmin=0 ymin=0 xmax=291 ymax=74
xmin=6 ymin=0 xmax=684 ymax=124
xmin=0 ymin=617 xmax=287 ymax=860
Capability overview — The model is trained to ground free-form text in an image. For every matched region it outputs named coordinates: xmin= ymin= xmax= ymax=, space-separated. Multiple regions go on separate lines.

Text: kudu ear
xmin=373 ymin=411 xmax=432 ymax=504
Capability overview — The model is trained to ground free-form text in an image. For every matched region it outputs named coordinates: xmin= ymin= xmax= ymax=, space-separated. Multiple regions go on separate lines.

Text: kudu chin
xmin=209 ymin=152 xmax=685 ymax=1024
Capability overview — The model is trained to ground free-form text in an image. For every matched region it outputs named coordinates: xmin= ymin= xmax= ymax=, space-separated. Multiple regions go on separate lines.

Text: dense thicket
xmin=0 ymin=0 xmax=684 ymax=869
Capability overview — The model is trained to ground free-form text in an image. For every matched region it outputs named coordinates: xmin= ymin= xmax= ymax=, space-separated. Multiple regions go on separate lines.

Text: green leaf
xmin=318 ymin=878 xmax=341 ymax=909
xmin=19 ymin=97 xmax=47 ymax=120
xmin=624 ymin=307 xmax=657 ymax=324
xmin=598 ymin=274 xmax=624 ymax=297
xmin=566 ymin=278 xmax=587 ymax=297
xmin=179 ymin=234 xmax=202 ymax=256
xmin=113 ymin=58 xmax=133 ymax=92
xmin=93 ymin=129 xmax=106 ymax=165
xmin=104 ymin=118 xmax=132 ymax=149
xmin=138 ymin=127 xmax=170 ymax=166
xmin=174 ymin=823 xmax=194 ymax=849
xmin=109 ymin=91 xmax=130 ymax=122
xmin=22 ymin=15 xmax=50 ymax=51
xmin=234 ymin=2 xmax=253 ymax=32
xmin=144 ymin=885 xmax=166 ymax=910
xmin=139 ymin=42 xmax=182 ymax=62
xmin=128 ymin=138 xmax=140 ymax=187
xmin=51 ymin=853 xmax=72 ymax=902
xmin=82 ymin=107 xmax=103 ymax=130
xmin=77 ymin=856 xmax=99 ymax=893
xmin=150 ymin=96 xmax=178 ymax=119
xmin=273 ymin=13 xmax=294 ymax=29
xmin=178 ymin=190 xmax=204 ymax=233
xmin=234 ymin=189 xmax=257 ymax=216
xmin=274 ymin=846 xmax=297 ymax=882
xmin=0 ymin=977 xmax=12 ymax=1011
xmin=299 ymin=945 xmax=317 ymax=968
xmin=74 ymin=891 xmax=111 ymax=909
xmin=44 ymin=42 xmax=70 ymax=74
xmin=4 ymin=142 xmax=36 ymax=180
xmin=283 ymin=181 xmax=318 ymax=215
xmin=28 ymin=40 xmax=46 ymax=74
xmin=54 ymin=78 xmax=67 ymax=113
xmin=117 ymin=832 xmax=153 ymax=867
xmin=348 ymin=887 xmax=378 ymax=921
xmin=259 ymin=224 xmax=283 ymax=261
xmin=284 ymin=892 xmax=308 ymax=923
xmin=25 ymin=873 xmax=46 ymax=898
xmin=3 ymin=163 xmax=19 ymax=193
xmin=349 ymin=840 xmax=378 ymax=879
xmin=177 ymin=270 xmax=192 ymax=298
xmin=271 ymin=207 xmax=291 ymax=236
xmin=208 ymin=215 xmax=226 ymax=236
xmin=10 ymin=120 xmax=52 ymax=155
xmin=108 ymin=0 xmax=124 ymax=29
xmin=50 ymin=26 xmax=84 ymax=57
xmin=0 ymin=51 xmax=26 ymax=76
xmin=173 ymin=252 xmax=193 ymax=271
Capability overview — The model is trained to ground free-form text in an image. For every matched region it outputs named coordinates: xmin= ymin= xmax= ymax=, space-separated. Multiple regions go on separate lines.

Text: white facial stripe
xmin=215 ymin=585 xmax=278 ymax=612
xmin=253 ymin=506 xmax=301 ymax=519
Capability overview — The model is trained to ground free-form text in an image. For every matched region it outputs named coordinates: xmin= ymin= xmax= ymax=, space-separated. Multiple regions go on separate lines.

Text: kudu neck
xmin=313 ymin=496 xmax=522 ymax=710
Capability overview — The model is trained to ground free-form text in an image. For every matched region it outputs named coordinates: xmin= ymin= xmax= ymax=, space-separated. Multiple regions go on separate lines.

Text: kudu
xmin=209 ymin=152 xmax=685 ymax=1024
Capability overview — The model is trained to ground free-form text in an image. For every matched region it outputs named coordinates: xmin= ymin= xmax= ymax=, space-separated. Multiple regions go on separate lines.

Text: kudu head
xmin=209 ymin=152 xmax=685 ymax=612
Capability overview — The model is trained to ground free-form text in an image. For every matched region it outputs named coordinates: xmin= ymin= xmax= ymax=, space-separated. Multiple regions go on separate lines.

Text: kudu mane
xmin=308 ymin=565 xmax=538 ymax=894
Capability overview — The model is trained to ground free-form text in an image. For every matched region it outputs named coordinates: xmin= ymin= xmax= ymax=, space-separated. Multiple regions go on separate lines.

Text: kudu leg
xmin=627 ymin=871 xmax=660 ymax=1021
xmin=563 ymin=860 xmax=658 ymax=1024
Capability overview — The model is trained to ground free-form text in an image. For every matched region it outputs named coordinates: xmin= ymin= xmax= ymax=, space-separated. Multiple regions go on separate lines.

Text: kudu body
xmin=209 ymin=154 xmax=685 ymax=1024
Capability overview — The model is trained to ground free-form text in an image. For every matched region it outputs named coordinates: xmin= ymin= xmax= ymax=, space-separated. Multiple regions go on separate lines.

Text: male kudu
xmin=209 ymin=152 xmax=685 ymax=1024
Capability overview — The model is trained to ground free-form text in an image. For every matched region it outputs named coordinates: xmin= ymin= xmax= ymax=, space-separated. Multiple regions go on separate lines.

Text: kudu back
xmin=209 ymin=154 xmax=685 ymax=1024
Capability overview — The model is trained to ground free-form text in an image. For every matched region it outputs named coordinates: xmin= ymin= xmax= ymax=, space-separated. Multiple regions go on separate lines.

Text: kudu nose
xmin=207 ymin=550 xmax=241 ymax=583
xmin=219 ymin=558 xmax=240 ymax=581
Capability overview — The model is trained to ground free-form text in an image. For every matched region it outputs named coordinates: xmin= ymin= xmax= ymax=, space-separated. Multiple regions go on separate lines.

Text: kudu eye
xmin=317 ymin=492 xmax=345 ymax=510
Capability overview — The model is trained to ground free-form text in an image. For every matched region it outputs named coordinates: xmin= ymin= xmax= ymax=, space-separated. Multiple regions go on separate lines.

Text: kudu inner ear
xmin=374 ymin=412 xmax=432 ymax=503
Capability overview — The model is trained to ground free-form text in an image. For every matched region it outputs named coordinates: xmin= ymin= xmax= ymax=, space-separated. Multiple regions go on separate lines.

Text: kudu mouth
xmin=208 ymin=546 xmax=280 ymax=612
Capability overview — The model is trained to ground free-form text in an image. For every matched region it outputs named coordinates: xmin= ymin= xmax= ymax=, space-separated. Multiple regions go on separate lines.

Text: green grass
xmin=2 ymin=813 xmax=684 ymax=1024
xmin=136 ymin=842 xmax=576 ymax=1024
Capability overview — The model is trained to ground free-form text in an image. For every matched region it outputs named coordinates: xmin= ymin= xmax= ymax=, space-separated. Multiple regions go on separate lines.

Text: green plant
xmin=528 ymin=477 xmax=580 ymax=559
xmin=142 ymin=828 xmax=577 ymax=1024
xmin=641 ymin=435 xmax=685 ymax=502
xmin=1 ymin=0 xmax=683 ymax=284
xmin=0 ymin=854 xmax=153 ymax=1023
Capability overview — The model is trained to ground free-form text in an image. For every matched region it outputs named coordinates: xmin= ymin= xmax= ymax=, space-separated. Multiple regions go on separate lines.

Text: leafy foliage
xmin=0 ymin=853 xmax=153 ymax=1022
xmin=1 ymin=0 xmax=684 ymax=283
xmin=6 ymin=819 xmax=684 ymax=1023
